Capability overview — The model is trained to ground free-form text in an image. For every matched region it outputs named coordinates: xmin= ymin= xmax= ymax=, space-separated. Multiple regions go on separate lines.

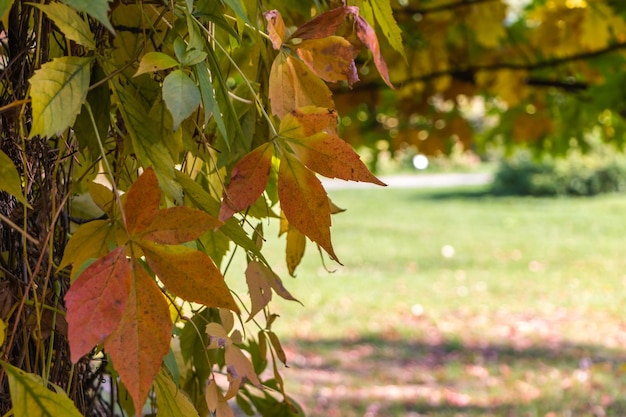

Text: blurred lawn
xmin=233 ymin=185 xmax=626 ymax=416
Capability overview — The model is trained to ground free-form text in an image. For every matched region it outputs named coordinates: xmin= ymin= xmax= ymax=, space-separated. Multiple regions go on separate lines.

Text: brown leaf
xmin=296 ymin=37 xmax=359 ymax=85
xmin=65 ymin=247 xmax=131 ymax=362
xmin=289 ymin=6 xmax=358 ymax=41
xmin=268 ymin=53 xmax=334 ymax=118
xmin=219 ymin=143 xmax=274 ymax=222
xmin=104 ymin=260 xmax=173 ymax=417
xmin=245 ymin=261 xmax=272 ymax=321
xmin=141 ymin=241 xmax=240 ymax=313
xmin=278 ymin=152 xmax=338 ymax=262
xmin=355 ymin=15 xmax=394 ymax=89
xmin=264 ymin=10 xmax=285 ymax=50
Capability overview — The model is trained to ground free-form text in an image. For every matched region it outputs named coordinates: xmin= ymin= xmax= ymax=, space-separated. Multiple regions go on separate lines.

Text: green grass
xmin=234 ymin=185 xmax=626 ymax=416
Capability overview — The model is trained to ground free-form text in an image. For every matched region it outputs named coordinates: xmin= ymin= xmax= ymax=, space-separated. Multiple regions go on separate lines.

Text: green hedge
xmin=492 ymin=149 xmax=626 ymax=196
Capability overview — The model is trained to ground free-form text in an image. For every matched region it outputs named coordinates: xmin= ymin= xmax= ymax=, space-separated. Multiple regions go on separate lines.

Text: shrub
xmin=492 ymin=148 xmax=626 ymax=196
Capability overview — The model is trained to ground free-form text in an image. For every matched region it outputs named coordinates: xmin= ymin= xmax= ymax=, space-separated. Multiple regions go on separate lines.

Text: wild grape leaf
xmin=278 ymin=152 xmax=337 ymax=262
xmin=0 ymin=150 xmax=30 ymax=207
xmin=268 ymin=53 xmax=334 ymax=118
xmin=279 ymin=107 xmax=386 ymax=185
xmin=29 ymin=56 xmax=93 ymax=138
xmin=295 ymin=37 xmax=358 ymax=85
xmin=2 ymin=361 xmax=84 ymax=417
xmin=140 ymin=206 xmax=222 ymax=244
xmin=104 ymin=260 xmax=173 ymax=417
xmin=140 ymin=241 xmax=239 ymax=313
xmin=65 ymin=247 xmax=131 ymax=362
xmin=88 ymin=181 xmax=118 ymax=219
xmin=154 ymin=368 xmax=200 ymax=417
xmin=135 ymin=52 xmax=179 ymax=76
xmin=283 ymin=105 xmax=338 ymax=136
xmin=219 ymin=142 xmax=274 ymax=221
xmin=289 ymin=6 xmax=358 ymax=41
xmin=162 ymin=70 xmax=202 ymax=131
xmin=124 ymin=167 xmax=160 ymax=235
xmin=32 ymin=2 xmax=95 ymax=49
xmin=354 ymin=15 xmax=393 ymax=88
xmin=58 ymin=219 xmax=122 ymax=274
xmin=60 ymin=0 xmax=114 ymax=33
xmin=264 ymin=10 xmax=286 ymax=50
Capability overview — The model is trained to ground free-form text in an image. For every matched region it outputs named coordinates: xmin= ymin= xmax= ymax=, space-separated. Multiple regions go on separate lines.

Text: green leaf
xmin=29 ymin=56 xmax=93 ymax=138
xmin=0 ymin=150 xmax=30 ymax=207
xmin=180 ymin=50 xmax=208 ymax=67
xmin=74 ymin=64 xmax=111 ymax=158
xmin=221 ymin=0 xmax=250 ymax=25
xmin=60 ymin=0 xmax=114 ymax=33
xmin=0 ymin=0 xmax=14 ymax=23
xmin=154 ymin=368 xmax=200 ymax=417
xmin=31 ymin=2 xmax=95 ymax=48
xmin=367 ymin=0 xmax=405 ymax=60
xmin=113 ymin=83 xmax=182 ymax=201
xmin=1 ymin=361 xmax=84 ymax=417
xmin=162 ymin=70 xmax=201 ymax=131
xmin=135 ymin=52 xmax=179 ymax=77
xmin=194 ymin=61 xmax=227 ymax=139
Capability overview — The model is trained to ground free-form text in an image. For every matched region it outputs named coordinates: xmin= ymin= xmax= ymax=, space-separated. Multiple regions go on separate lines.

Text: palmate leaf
xmin=60 ymin=0 xmax=114 ymax=32
xmin=32 ymin=2 xmax=95 ymax=48
xmin=295 ymin=37 xmax=358 ymax=85
xmin=1 ymin=362 xmax=83 ymax=417
xmin=29 ymin=56 xmax=93 ymax=138
xmin=104 ymin=260 xmax=173 ymax=417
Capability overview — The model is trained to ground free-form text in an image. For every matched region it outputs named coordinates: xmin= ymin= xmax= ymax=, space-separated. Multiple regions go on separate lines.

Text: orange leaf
xmin=141 ymin=241 xmax=239 ymax=313
xmin=125 ymin=167 xmax=160 ymax=235
xmin=264 ymin=10 xmax=285 ymax=50
xmin=219 ymin=143 xmax=273 ymax=222
xmin=104 ymin=260 xmax=173 ymax=417
xmin=65 ymin=247 xmax=131 ymax=363
xmin=296 ymin=37 xmax=358 ymax=85
xmin=268 ymin=53 xmax=334 ymax=118
xmin=278 ymin=152 xmax=338 ymax=262
xmin=355 ymin=15 xmax=394 ymax=89
xmin=289 ymin=6 xmax=358 ymax=41
xmin=141 ymin=206 xmax=221 ymax=244
xmin=279 ymin=108 xmax=386 ymax=185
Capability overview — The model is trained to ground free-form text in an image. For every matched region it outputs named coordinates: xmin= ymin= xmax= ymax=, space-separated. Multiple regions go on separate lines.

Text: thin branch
xmin=393 ymin=0 xmax=501 ymax=16
xmin=337 ymin=41 xmax=626 ymax=94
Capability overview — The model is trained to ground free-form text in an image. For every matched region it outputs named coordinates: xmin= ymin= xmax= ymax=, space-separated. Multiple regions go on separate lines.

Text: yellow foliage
xmin=465 ymin=1 xmax=507 ymax=47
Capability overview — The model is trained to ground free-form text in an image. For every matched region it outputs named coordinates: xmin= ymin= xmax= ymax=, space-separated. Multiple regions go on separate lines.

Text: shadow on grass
xmin=283 ymin=335 xmax=626 ymax=417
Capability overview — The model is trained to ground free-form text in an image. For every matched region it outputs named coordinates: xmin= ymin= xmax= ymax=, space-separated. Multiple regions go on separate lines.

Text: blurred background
xmin=259 ymin=1 xmax=626 ymax=416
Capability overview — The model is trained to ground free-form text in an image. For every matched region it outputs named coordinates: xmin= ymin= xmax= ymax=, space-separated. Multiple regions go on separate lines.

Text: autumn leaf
xmin=135 ymin=52 xmax=179 ymax=76
xmin=354 ymin=15 xmax=394 ymax=88
xmin=295 ymin=37 xmax=359 ymax=85
xmin=65 ymin=247 xmax=131 ymax=362
xmin=248 ymin=260 xmax=299 ymax=303
xmin=105 ymin=260 xmax=173 ymax=417
xmin=264 ymin=10 xmax=286 ymax=50
xmin=268 ymin=53 xmax=334 ymax=118
xmin=289 ymin=6 xmax=358 ymax=41
xmin=279 ymin=107 xmax=386 ymax=185
xmin=245 ymin=261 xmax=272 ymax=321
xmin=286 ymin=225 xmax=306 ymax=276
xmin=278 ymin=152 xmax=338 ymax=262
xmin=124 ymin=168 xmax=160 ymax=235
xmin=140 ymin=206 xmax=222 ymax=244
xmin=154 ymin=368 xmax=200 ymax=417
xmin=140 ymin=241 xmax=239 ymax=313
xmin=219 ymin=142 xmax=274 ymax=221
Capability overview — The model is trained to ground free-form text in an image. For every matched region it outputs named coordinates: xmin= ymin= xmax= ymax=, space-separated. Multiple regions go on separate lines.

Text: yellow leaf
xmin=0 ymin=318 xmax=5 ymax=347
xmin=154 ymin=368 xmax=200 ymax=417
xmin=58 ymin=220 xmax=121 ymax=272
xmin=296 ymin=36 xmax=358 ymax=85
xmin=286 ymin=225 xmax=306 ymax=276
xmin=0 ymin=149 xmax=30 ymax=208
xmin=582 ymin=4 xmax=611 ymax=50
xmin=466 ymin=1 xmax=506 ymax=47
xmin=2 ymin=361 xmax=84 ymax=417
xmin=367 ymin=0 xmax=405 ymax=60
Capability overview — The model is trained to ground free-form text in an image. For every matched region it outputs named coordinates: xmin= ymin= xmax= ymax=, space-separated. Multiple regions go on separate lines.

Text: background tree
xmin=339 ymin=0 xmax=626 ymax=158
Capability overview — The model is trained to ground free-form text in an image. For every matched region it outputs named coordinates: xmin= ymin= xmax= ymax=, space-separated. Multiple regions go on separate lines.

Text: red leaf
xmin=125 ymin=167 xmax=160 ymax=235
xmin=141 ymin=206 xmax=222 ymax=244
xmin=219 ymin=143 xmax=273 ymax=222
xmin=355 ymin=15 xmax=394 ymax=89
xmin=141 ymin=241 xmax=240 ymax=313
xmin=65 ymin=247 xmax=131 ymax=363
xmin=104 ymin=260 xmax=173 ymax=417
xmin=278 ymin=152 xmax=338 ymax=262
xmin=289 ymin=6 xmax=358 ymax=41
